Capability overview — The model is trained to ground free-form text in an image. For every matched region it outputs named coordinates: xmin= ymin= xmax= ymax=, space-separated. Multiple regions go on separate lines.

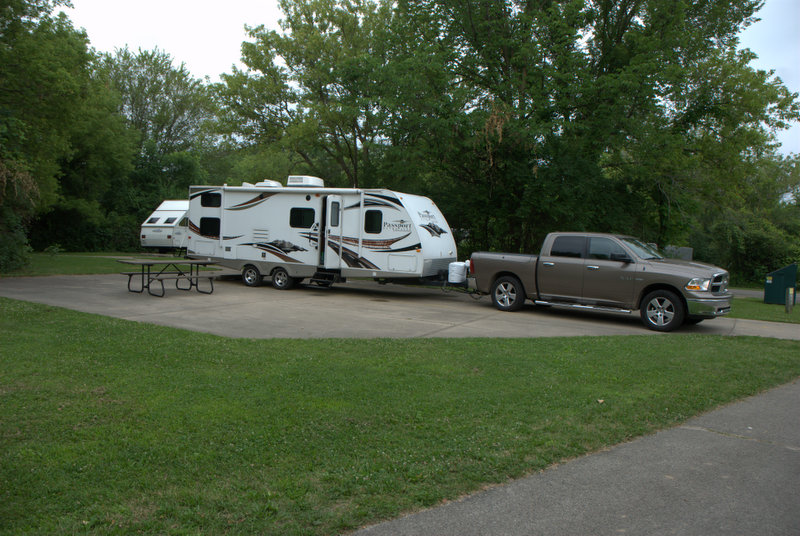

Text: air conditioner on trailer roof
xmin=286 ymin=175 xmax=325 ymax=187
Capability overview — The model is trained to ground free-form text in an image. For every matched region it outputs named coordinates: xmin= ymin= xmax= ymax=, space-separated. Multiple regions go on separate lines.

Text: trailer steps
xmin=310 ymin=270 xmax=341 ymax=287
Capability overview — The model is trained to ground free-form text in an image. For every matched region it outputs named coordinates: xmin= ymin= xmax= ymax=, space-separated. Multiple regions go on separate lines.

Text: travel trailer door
xmin=324 ymin=195 xmax=343 ymax=269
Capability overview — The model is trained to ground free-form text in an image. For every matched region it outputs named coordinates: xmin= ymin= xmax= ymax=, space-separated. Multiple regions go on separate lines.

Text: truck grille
xmin=711 ymin=273 xmax=728 ymax=294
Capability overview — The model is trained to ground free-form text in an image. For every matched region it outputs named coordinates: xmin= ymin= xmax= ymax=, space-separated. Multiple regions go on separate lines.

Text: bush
xmin=0 ymin=206 xmax=32 ymax=271
xmin=693 ymin=211 xmax=800 ymax=285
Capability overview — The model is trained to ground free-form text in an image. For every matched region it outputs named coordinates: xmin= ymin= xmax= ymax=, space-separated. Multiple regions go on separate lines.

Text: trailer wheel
xmin=242 ymin=265 xmax=262 ymax=287
xmin=271 ymin=267 xmax=295 ymax=290
xmin=640 ymin=290 xmax=685 ymax=331
xmin=491 ymin=276 xmax=526 ymax=311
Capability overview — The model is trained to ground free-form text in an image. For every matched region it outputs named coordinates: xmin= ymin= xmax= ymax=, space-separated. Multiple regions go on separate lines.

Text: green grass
xmin=0 ymin=252 xmax=157 ymax=276
xmin=729 ymin=297 xmax=800 ymax=324
xmin=2 ymin=297 xmax=800 ymax=535
xmin=0 ymin=252 xmax=219 ymax=277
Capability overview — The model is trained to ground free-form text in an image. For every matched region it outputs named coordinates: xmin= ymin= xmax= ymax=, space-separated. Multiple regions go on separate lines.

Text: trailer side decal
xmin=420 ymin=223 xmax=448 ymax=237
xmin=189 ymin=189 xmax=219 ymax=199
xmin=227 ymin=192 xmax=278 ymax=211
xmin=344 ymin=194 xmax=403 ymax=211
xmin=242 ymin=241 xmax=307 ymax=263
xmin=327 ymin=242 xmax=381 ymax=270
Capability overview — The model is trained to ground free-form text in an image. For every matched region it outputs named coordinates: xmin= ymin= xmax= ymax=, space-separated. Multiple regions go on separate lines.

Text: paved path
xmin=356 ymin=379 xmax=800 ymax=536
xmin=0 ymin=274 xmax=797 ymax=340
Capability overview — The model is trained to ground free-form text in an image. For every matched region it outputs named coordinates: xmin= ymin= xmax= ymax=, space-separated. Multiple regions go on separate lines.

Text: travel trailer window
xmin=365 ymin=210 xmax=382 ymax=234
xmin=201 ymin=192 xmax=221 ymax=207
xmin=330 ymin=201 xmax=340 ymax=227
xmin=290 ymin=208 xmax=315 ymax=228
xmin=164 ymin=217 xmax=177 ymax=224
xmin=147 ymin=217 xmax=159 ymax=224
xmin=200 ymin=217 xmax=220 ymax=237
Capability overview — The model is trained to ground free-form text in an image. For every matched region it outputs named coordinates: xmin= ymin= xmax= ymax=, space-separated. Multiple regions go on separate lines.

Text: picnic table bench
xmin=118 ymin=258 xmax=217 ymax=297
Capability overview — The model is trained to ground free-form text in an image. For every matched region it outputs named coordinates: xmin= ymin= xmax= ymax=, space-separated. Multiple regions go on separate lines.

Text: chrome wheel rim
xmin=646 ymin=297 xmax=675 ymax=326
xmin=495 ymin=282 xmax=516 ymax=308
xmin=244 ymin=269 xmax=258 ymax=285
xmin=274 ymin=271 xmax=289 ymax=287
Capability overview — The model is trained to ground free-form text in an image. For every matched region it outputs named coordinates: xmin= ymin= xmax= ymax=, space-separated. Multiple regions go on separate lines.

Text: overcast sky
xmin=62 ymin=0 xmax=799 ymax=155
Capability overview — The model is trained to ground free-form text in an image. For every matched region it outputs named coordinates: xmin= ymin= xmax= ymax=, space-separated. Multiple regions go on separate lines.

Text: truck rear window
xmin=550 ymin=236 xmax=585 ymax=258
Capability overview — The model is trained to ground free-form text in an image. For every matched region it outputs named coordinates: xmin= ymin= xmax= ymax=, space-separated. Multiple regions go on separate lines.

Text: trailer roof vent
xmin=287 ymin=175 xmax=325 ymax=188
xmin=254 ymin=180 xmax=282 ymax=188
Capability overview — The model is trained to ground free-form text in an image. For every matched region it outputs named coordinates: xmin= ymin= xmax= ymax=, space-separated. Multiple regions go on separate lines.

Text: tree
xmin=99 ymin=47 xmax=213 ymax=155
xmin=98 ymin=47 xmax=212 ymax=229
xmin=216 ymin=0 xmax=396 ymax=187
xmin=1 ymin=1 xmax=137 ymax=265
xmin=391 ymin=0 xmax=799 ymax=254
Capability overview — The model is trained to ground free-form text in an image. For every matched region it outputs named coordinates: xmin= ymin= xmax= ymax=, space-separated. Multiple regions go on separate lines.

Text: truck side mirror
xmin=610 ymin=253 xmax=633 ymax=263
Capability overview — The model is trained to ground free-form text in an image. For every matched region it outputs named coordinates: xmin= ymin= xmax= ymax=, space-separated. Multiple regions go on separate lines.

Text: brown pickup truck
xmin=469 ymin=232 xmax=732 ymax=331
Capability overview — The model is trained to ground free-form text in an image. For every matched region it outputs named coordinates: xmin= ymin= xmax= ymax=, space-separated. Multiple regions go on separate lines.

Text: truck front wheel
xmin=491 ymin=276 xmax=526 ymax=312
xmin=640 ymin=290 xmax=685 ymax=332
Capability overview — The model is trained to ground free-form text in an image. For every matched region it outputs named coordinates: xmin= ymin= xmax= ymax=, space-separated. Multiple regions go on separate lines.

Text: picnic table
xmin=118 ymin=258 xmax=217 ymax=297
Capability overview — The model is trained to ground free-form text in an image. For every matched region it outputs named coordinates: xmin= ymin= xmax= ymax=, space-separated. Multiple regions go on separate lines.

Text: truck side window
xmin=364 ymin=210 xmax=382 ymax=234
xmin=290 ymin=208 xmax=315 ymax=228
xmin=200 ymin=192 xmax=221 ymax=207
xmin=550 ymin=236 xmax=585 ymax=258
xmin=589 ymin=238 xmax=627 ymax=260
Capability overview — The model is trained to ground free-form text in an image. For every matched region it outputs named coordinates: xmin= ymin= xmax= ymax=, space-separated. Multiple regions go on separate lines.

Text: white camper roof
xmin=142 ymin=200 xmax=189 ymax=227
xmin=154 ymin=200 xmax=189 ymax=212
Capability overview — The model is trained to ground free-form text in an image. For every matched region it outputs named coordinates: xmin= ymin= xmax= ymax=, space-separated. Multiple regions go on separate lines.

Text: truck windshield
xmin=619 ymin=238 xmax=664 ymax=260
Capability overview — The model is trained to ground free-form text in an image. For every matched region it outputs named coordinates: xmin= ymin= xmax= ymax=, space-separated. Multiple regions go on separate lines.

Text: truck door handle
xmin=587 ymin=265 xmax=600 ymax=270
xmin=542 ymin=262 xmax=555 ymax=267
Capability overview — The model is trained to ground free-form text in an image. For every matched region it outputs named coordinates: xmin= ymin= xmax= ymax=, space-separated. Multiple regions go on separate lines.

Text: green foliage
xmin=690 ymin=155 xmax=800 ymax=283
xmin=98 ymin=47 xmax=214 ymax=155
xmin=0 ymin=206 xmax=32 ymax=271
xmin=693 ymin=209 xmax=800 ymax=284
xmin=216 ymin=0 xmax=396 ymax=187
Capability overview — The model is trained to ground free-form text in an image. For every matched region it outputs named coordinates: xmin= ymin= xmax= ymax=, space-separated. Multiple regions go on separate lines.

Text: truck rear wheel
xmin=640 ymin=290 xmax=685 ymax=331
xmin=242 ymin=265 xmax=262 ymax=287
xmin=491 ymin=276 xmax=526 ymax=312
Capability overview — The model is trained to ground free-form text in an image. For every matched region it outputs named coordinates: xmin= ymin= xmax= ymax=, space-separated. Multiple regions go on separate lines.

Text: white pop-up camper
xmin=186 ymin=176 xmax=457 ymax=289
xmin=140 ymin=200 xmax=189 ymax=251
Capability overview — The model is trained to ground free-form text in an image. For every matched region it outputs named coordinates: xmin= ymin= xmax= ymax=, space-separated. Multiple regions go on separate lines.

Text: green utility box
xmin=764 ymin=263 xmax=797 ymax=305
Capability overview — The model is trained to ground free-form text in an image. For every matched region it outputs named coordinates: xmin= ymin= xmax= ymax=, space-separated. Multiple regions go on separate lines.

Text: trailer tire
xmin=640 ymin=289 xmax=685 ymax=331
xmin=271 ymin=267 xmax=295 ymax=290
xmin=242 ymin=265 xmax=262 ymax=287
xmin=491 ymin=276 xmax=526 ymax=311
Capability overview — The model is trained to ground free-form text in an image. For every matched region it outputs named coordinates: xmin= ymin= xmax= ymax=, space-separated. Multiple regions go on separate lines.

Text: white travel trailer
xmin=186 ymin=176 xmax=457 ymax=289
xmin=140 ymin=200 xmax=189 ymax=251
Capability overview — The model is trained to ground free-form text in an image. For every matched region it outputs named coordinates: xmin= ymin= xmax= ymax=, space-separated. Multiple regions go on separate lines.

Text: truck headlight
xmin=685 ymin=278 xmax=711 ymax=292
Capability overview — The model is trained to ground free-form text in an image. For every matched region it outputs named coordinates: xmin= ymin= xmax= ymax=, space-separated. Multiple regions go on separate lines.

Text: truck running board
xmin=534 ymin=300 xmax=632 ymax=314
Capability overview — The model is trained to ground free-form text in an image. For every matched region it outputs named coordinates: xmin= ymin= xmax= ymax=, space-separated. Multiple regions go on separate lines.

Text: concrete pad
xmin=1 ymin=274 xmax=799 ymax=340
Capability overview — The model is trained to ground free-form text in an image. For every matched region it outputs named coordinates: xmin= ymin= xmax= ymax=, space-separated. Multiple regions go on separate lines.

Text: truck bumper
xmin=686 ymin=295 xmax=733 ymax=317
